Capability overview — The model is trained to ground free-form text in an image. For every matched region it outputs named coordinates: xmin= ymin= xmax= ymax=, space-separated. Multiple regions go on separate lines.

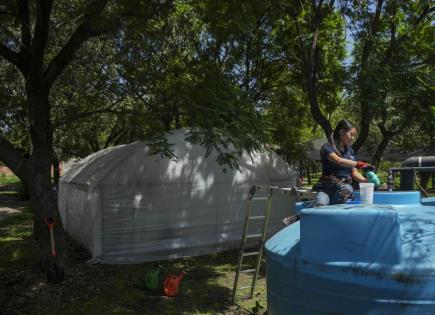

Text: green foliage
xmin=0 ymin=0 xmax=433 ymax=172
xmin=341 ymin=0 xmax=434 ymax=161
xmin=47 ymin=1 xmax=270 ymax=164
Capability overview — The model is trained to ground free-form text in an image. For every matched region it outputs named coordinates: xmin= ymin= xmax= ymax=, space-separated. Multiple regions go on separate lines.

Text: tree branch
xmin=352 ymin=0 xmax=384 ymax=153
xmin=103 ymin=126 xmax=125 ymax=149
xmin=305 ymin=1 xmax=333 ymax=137
xmin=0 ymin=10 xmax=17 ymax=17
xmin=16 ymin=0 xmax=32 ymax=49
xmin=309 ymin=0 xmax=324 ymax=57
xmin=53 ymin=96 xmax=125 ymax=128
xmin=43 ymin=0 xmax=110 ymax=89
xmin=393 ymin=112 xmax=412 ymax=135
xmin=380 ymin=5 xmax=397 ymax=66
xmin=0 ymin=134 xmax=27 ymax=180
xmin=414 ymin=4 xmax=435 ymax=27
xmin=32 ymin=0 xmax=53 ymax=58
xmin=0 ymin=44 xmax=27 ymax=73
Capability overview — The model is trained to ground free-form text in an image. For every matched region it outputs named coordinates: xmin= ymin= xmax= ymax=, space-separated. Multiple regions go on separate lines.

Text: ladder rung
xmin=240 ymin=269 xmax=256 ymax=273
xmin=246 ymin=234 xmax=263 ymax=239
xmin=254 ymin=185 xmax=278 ymax=191
xmin=239 ymin=285 xmax=252 ymax=290
xmin=248 ymin=216 xmax=266 ymax=220
xmin=251 ymin=197 xmax=268 ymax=201
xmin=242 ymin=251 xmax=260 ymax=257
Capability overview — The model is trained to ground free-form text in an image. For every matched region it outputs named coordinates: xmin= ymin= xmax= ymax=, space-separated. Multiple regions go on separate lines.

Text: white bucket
xmin=360 ymin=183 xmax=375 ymax=204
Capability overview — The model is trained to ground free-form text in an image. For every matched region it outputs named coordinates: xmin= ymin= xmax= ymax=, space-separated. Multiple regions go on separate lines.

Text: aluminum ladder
xmin=231 ymin=185 xmax=275 ymax=303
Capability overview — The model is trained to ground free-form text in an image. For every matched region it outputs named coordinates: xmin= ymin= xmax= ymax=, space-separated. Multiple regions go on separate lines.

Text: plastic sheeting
xmin=59 ymin=129 xmax=299 ymax=263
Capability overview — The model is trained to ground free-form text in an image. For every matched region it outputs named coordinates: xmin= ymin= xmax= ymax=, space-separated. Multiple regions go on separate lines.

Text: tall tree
xmin=347 ymin=0 xmax=434 ymax=162
xmin=276 ymin=0 xmax=346 ymax=139
xmin=0 ymin=0 xmax=166 ymax=276
xmin=0 ymin=0 xmax=270 ymax=278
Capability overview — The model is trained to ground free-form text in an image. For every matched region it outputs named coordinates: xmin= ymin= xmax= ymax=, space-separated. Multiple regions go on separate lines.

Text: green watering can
xmin=366 ymin=171 xmax=381 ymax=187
xmin=144 ymin=266 xmax=162 ymax=291
xmin=363 ymin=166 xmax=381 ymax=188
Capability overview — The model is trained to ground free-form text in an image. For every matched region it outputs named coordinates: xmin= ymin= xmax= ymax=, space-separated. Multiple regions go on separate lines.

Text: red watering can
xmin=163 ymin=271 xmax=186 ymax=297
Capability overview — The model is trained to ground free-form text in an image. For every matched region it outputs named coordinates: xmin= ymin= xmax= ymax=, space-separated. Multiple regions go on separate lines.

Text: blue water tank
xmin=353 ymin=190 xmax=421 ymax=205
xmin=265 ymin=192 xmax=435 ymax=315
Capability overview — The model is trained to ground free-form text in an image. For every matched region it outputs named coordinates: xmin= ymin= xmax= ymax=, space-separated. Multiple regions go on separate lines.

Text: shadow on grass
xmin=1 ymin=253 xmax=240 ymax=315
xmin=0 ymin=207 xmax=37 ymax=271
xmin=0 ymin=209 xmax=265 ymax=315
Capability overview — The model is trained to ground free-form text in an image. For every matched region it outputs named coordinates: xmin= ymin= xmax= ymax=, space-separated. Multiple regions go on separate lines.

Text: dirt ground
xmin=0 ymin=193 xmax=28 ymax=221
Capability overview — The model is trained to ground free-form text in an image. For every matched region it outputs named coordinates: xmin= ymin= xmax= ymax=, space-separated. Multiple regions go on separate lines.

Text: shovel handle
xmin=49 ymin=228 xmax=56 ymax=256
xmin=44 ymin=218 xmax=57 ymax=256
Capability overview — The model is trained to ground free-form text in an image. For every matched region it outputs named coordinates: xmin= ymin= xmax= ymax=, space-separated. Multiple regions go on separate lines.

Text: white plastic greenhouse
xmin=59 ymin=129 xmax=299 ymax=263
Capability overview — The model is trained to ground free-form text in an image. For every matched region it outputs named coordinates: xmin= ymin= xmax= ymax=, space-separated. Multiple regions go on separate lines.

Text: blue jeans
xmin=314 ymin=182 xmax=353 ymax=206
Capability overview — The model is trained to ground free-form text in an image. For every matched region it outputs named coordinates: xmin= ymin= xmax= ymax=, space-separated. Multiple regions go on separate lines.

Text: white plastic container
xmin=360 ymin=183 xmax=375 ymax=204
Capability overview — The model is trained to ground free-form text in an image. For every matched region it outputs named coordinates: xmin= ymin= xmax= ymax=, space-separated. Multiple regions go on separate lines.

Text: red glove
xmin=356 ymin=161 xmax=369 ymax=169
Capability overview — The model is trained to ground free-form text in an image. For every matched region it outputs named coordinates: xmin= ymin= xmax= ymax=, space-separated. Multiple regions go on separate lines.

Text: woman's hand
xmin=356 ymin=161 xmax=374 ymax=170
xmin=352 ymin=168 xmax=368 ymax=183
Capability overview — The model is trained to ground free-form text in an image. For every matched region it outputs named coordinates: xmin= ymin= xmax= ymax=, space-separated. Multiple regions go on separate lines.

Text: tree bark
xmin=371 ymin=132 xmax=392 ymax=168
xmin=373 ymin=106 xmax=412 ymax=168
xmin=26 ymin=87 xmax=66 ymax=270
xmin=53 ymin=156 xmax=60 ymax=188
xmin=27 ymin=160 xmax=66 ymax=269
xmin=0 ymin=0 xmax=112 ymax=282
xmin=291 ymin=1 xmax=333 ymax=138
xmin=311 ymin=160 xmax=317 ymax=178
xmin=306 ymin=160 xmax=312 ymax=184
xmin=352 ymin=0 xmax=384 ymax=153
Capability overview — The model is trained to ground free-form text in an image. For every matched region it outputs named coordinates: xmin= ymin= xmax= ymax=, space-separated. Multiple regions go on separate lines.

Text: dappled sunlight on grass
xmin=0 ymin=206 xmax=39 ymax=272
xmin=0 ymin=174 xmax=20 ymax=186
xmin=0 ymin=205 xmax=267 ymax=314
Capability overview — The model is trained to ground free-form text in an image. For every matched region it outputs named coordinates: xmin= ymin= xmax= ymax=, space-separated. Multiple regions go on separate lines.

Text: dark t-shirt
xmin=320 ymin=142 xmax=356 ymax=178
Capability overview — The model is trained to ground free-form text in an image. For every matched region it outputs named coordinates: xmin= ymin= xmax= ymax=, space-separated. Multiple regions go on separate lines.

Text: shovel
xmin=44 ymin=217 xmax=64 ymax=283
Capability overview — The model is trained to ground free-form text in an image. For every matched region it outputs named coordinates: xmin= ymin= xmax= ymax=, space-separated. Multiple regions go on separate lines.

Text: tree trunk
xmin=352 ymin=0 xmax=384 ymax=154
xmin=306 ymin=160 xmax=312 ymax=184
xmin=53 ymin=156 xmax=60 ymax=188
xmin=291 ymin=2 xmax=333 ymax=139
xmin=307 ymin=81 xmax=333 ymax=138
xmin=299 ymin=160 xmax=304 ymax=178
xmin=311 ymin=160 xmax=317 ymax=178
xmin=352 ymin=108 xmax=371 ymax=154
xmin=27 ymin=161 xmax=66 ymax=270
xmin=174 ymin=106 xmax=181 ymax=129
xmin=371 ymin=133 xmax=392 ymax=168
xmin=0 ymin=0 xmax=111 ymax=283
xmin=26 ymin=89 xmax=67 ymax=272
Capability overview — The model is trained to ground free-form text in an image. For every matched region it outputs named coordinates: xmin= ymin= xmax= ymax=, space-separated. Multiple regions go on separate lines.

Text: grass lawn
xmin=0 ymin=174 xmax=25 ymax=198
xmin=0 ymin=173 xmax=20 ymax=186
xmin=0 ymin=198 xmax=267 ymax=315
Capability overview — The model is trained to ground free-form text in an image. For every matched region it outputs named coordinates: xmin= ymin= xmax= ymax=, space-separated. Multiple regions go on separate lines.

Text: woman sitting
xmin=282 ymin=119 xmax=373 ymax=226
xmin=313 ymin=119 xmax=372 ymax=206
